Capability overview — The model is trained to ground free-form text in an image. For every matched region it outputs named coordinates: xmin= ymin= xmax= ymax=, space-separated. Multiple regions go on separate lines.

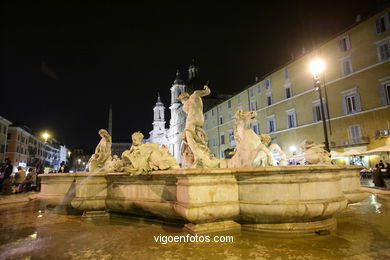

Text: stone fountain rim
xmin=40 ymin=165 xmax=363 ymax=178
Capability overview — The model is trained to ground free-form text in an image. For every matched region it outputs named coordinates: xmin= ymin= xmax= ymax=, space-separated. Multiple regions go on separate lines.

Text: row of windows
xmin=208 ymin=84 xmax=384 ymax=136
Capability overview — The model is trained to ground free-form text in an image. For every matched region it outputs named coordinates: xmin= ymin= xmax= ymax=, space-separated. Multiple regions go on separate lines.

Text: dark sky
xmin=1 ymin=0 xmax=388 ymax=149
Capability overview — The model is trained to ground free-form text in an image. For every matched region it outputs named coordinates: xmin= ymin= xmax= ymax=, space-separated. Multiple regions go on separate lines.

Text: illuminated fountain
xmin=38 ymin=86 xmax=368 ymax=234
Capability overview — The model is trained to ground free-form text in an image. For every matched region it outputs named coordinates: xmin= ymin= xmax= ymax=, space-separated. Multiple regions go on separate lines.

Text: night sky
xmin=1 ymin=0 xmax=388 ymax=149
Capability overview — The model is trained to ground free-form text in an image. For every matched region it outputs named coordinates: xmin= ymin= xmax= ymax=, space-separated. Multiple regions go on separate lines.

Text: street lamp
xmin=41 ymin=132 xmax=50 ymax=143
xmin=309 ymin=58 xmax=330 ymax=152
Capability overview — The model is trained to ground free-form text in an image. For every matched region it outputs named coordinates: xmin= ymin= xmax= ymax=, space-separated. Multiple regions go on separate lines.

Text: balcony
xmin=331 ymin=136 xmax=369 ymax=148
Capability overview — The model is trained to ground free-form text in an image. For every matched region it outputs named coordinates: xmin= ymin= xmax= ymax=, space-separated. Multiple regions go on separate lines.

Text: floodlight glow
xmin=309 ymin=59 xmax=325 ymax=77
xmin=41 ymin=132 xmax=50 ymax=142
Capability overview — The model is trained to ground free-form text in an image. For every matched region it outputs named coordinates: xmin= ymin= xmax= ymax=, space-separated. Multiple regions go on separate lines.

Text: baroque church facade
xmin=149 ymin=62 xmax=201 ymax=164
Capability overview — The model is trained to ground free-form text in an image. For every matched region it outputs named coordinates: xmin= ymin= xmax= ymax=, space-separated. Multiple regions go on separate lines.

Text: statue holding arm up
xmin=179 ymin=85 xmax=219 ymax=168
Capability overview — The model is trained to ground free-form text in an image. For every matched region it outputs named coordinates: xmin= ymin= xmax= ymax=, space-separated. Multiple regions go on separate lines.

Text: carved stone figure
xmin=301 ymin=139 xmax=331 ymax=165
xmin=178 ymin=85 xmax=219 ymax=168
xmin=121 ymin=131 xmax=179 ymax=174
xmin=226 ymin=110 xmax=274 ymax=168
xmin=259 ymin=134 xmax=288 ymax=166
xmin=88 ymin=129 xmax=112 ymax=172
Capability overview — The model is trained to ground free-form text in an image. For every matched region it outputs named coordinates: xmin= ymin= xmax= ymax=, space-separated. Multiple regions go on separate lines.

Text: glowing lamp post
xmin=309 ymin=59 xmax=330 ymax=152
xmin=42 ymin=132 xmax=50 ymax=143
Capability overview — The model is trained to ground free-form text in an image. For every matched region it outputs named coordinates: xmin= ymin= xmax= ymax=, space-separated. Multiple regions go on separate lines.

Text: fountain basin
xmin=38 ymin=165 xmax=366 ymax=234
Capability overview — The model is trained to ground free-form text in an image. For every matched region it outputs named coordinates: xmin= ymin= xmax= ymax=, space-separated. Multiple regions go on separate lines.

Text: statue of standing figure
xmin=179 ymin=85 xmax=219 ymax=168
xmin=88 ymin=129 xmax=112 ymax=172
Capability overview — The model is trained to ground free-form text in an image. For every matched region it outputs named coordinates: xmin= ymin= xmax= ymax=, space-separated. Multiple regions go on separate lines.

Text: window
xmin=378 ymin=42 xmax=390 ymax=62
xmin=220 ymin=133 xmax=225 ymax=145
xmin=219 ymin=104 xmax=223 ymax=113
xmin=205 ymin=122 xmax=208 ymax=130
xmin=285 ymin=84 xmax=292 ymax=99
xmin=342 ymin=88 xmax=361 ymax=115
xmin=249 ymin=87 xmax=254 ymax=97
xmin=379 ymin=83 xmax=390 ymax=105
xmin=265 ymin=78 xmax=271 ymax=90
xmin=228 ymin=129 xmax=234 ymax=143
xmin=267 ymin=115 xmax=276 ymax=133
xmin=339 ymin=35 xmax=351 ymax=52
xmin=237 ymin=95 xmax=241 ymax=103
xmin=7 ymin=133 xmax=11 ymax=139
xmin=257 ymin=83 xmax=261 ymax=94
xmin=375 ymin=13 xmax=390 ymax=34
xmin=312 ymin=100 xmax=328 ymax=122
xmin=212 ymin=136 xmax=217 ymax=147
xmin=250 ymin=100 xmax=257 ymax=111
xmin=220 ymin=151 xmax=225 ymax=159
xmin=211 ymin=109 xmax=215 ymax=116
xmin=1 ymin=145 xmax=5 ymax=153
xmin=286 ymin=109 xmax=297 ymax=128
xmin=349 ymin=125 xmax=361 ymax=144
xmin=346 ymin=95 xmax=357 ymax=113
xmin=219 ymin=116 xmax=223 ymax=125
xmin=227 ymin=100 xmax=231 ymax=109
xmin=341 ymin=57 xmax=353 ymax=76
xmin=204 ymin=113 xmax=207 ymax=120
xmin=251 ymin=123 xmax=259 ymax=134
xmin=266 ymin=93 xmax=272 ymax=106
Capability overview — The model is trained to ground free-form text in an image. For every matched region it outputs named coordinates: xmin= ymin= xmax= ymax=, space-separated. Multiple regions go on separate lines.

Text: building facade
xmin=6 ymin=125 xmax=67 ymax=172
xmin=0 ymin=116 xmax=12 ymax=163
xmin=204 ymin=8 xmax=390 ymax=167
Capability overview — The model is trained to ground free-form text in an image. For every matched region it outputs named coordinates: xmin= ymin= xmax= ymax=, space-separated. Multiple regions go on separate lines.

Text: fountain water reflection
xmin=1 ymin=195 xmax=390 ymax=259
xmin=370 ymin=194 xmax=383 ymax=214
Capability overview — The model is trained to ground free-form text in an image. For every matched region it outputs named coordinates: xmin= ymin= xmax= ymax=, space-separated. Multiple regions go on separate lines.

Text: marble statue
xmin=88 ymin=129 xmax=112 ymax=172
xmin=120 ymin=131 xmax=179 ymax=174
xmin=225 ymin=110 xmax=274 ymax=168
xmin=259 ymin=134 xmax=288 ymax=166
xmin=300 ymin=139 xmax=331 ymax=165
xmin=178 ymin=85 xmax=219 ymax=168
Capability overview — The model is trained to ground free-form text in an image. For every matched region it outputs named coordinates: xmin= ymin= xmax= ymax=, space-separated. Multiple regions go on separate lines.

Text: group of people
xmin=0 ymin=158 xmax=70 ymax=195
xmin=0 ymin=158 xmax=38 ymax=194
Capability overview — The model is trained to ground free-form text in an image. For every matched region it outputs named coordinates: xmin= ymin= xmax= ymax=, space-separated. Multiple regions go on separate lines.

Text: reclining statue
xmin=300 ymin=139 xmax=331 ymax=165
xmin=224 ymin=110 xmax=275 ymax=168
xmin=88 ymin=129 xmax=112 ymax=172
xmin=179 ymin=85 xmax=219 ymax=168
xmin=110 ymin=131 xmax=179 ymax=175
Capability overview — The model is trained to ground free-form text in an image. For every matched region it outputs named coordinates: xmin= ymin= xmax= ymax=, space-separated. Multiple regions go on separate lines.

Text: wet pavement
xmin=0 ymin=193 xmax=390 ymax=259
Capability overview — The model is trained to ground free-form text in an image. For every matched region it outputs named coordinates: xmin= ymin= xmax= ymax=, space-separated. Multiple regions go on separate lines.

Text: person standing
xmin=0 ymin=158 xmax=14 ymax=194
xmin=373 ymin=164 xmax=387 ymax=188
xmin=379 ymin=160 xmax=385 ymax=169
xmin=57 ymin=161 xmax=68 ymax=173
